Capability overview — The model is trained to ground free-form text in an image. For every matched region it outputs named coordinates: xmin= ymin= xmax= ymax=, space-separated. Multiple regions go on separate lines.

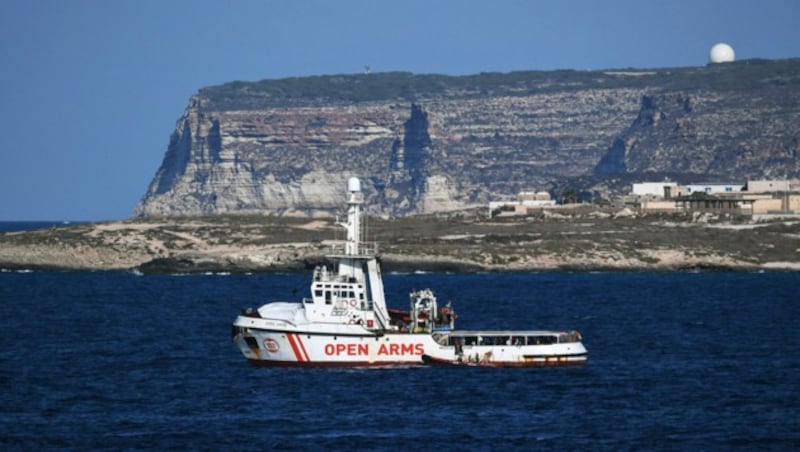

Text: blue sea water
xmin=0 ymin=270 xmax=798 ymax=450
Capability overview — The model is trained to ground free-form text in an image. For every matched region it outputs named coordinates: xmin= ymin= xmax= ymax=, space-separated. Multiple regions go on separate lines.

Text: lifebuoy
xmin=349 ymin=299 xmax=357 ymax=307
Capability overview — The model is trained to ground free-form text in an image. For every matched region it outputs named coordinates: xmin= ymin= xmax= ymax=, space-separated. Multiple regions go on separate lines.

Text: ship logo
xmin=263 ymin=338 xmax=280 ymax=354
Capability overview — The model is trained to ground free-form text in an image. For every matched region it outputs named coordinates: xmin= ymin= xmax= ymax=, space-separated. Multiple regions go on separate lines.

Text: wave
xmin=1 ymin=268 xmax=34 ymax=274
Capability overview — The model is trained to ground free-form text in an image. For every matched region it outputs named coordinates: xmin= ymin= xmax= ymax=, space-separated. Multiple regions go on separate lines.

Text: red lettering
xmin=325 ymin=343 xmax=370 ymax=356
xmin=377 ymin=342 xmax=424 ymax=355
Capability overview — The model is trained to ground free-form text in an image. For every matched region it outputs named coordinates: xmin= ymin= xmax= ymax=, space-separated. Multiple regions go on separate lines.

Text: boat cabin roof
xmin=447 ymin=330 xmax=566 ymax=337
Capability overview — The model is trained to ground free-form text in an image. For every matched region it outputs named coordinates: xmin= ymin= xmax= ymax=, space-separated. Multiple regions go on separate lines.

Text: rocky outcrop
xmin=135 ymin=60 xmax=800 ymax=217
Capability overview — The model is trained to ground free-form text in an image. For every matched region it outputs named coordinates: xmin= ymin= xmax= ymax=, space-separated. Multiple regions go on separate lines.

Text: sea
xmin=1 ymin=223 xmax=799 ymax=449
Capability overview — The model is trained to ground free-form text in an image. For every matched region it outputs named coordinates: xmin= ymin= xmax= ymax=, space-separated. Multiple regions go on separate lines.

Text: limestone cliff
xmin=594 ymin=90 xmax=800 ymax=179
xmin=135 ymin=60 xmax=800 ymax=217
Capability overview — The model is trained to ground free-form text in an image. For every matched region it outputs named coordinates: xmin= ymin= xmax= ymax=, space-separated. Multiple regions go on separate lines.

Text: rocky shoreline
xmin=2 ymin=208 xmax=799 ymax=273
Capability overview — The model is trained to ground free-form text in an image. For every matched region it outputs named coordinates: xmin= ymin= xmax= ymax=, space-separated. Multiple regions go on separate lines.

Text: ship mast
xmin=337 ymin=177 xmax=365 ymax=280
xmin=345 ymin=177 xmax=362 ymax=256
xmin=335 ymin=177 xmax=390 ymax=330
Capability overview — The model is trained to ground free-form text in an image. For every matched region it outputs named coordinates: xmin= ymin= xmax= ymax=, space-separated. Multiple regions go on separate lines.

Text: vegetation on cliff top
xmin=199 ymin=58 xmax=800 ymax=109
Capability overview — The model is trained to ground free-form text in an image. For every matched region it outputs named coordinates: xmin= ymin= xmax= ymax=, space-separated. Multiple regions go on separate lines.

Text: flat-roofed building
xmin=674 ymin=192 xmax=775 ymax=215
xmin=632 ymin=182 xmax=680 ymax=198
xmin=746 ymin=179 xmax=800 ymax=193
xmin=685 ymin=183 xmax=743 ymax=195
xmin=489 ymin=191 xmax=556 ymax=217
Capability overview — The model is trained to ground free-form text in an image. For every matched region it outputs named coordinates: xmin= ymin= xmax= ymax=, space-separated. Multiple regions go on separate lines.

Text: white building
xmin=489 ymin=191 xmax=556 ymax=217
xmin=746 ymin=179 xmax=800 ymax=193
xmin=632 ymin=182 xmax=679 ymax=198
xmin=685 ymin=183 xmax=743 ymax=195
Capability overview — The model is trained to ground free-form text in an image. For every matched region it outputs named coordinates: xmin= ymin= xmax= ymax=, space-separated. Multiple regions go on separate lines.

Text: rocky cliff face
xmin=595 ymin=90 xmax=800 ymax=179
xmin=135 ymin=60 xmax=800 ymax=217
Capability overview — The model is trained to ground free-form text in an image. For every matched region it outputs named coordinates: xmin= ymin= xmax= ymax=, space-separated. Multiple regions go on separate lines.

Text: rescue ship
xmin=231 ymin=178 xmax=587 ymax=367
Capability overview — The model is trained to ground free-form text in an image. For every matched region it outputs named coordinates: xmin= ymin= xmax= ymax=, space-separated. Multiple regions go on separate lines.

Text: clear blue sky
xmin=1 ymin=0 xmax=798 ymax=221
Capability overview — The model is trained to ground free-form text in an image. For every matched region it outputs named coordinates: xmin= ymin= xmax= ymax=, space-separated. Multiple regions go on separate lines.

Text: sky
xmin=1 ymin=0 xmax=798 ymax=221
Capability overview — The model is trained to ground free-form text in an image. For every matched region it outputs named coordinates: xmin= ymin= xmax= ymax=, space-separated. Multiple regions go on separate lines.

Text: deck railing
xmin=325 ymin=241 xmax=379 ymax=257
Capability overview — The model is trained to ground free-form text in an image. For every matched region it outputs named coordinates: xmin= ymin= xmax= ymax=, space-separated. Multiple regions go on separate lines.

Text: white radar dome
xmin=709 ymin=43 xmax=735 ymax=63
xmin=347 ymin=177 xmax=361 ymax=192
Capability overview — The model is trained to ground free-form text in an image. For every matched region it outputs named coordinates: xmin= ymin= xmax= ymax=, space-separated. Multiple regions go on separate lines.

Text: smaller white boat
xmin=421 ymin=330 xmax=586 ymax=367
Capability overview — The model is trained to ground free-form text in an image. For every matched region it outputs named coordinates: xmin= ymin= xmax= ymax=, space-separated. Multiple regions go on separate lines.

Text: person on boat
xmin=454 ymin=337 xmax=464 ymax=357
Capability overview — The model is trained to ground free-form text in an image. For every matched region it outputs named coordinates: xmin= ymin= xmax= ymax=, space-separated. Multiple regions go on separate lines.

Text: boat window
xmin=314 ymin=290 xmax=323 ymax=298
xmin=511 ymin=336 xmax=525 ymax=345
xmin=325 ymin=291 xmax=332 ymax=305
xmin=481 ymin=336 xmax=510 ymax=346
xmin=526 ymin=335 xmax=556 ymax=345
xmin=348 ymin=291 xmax=355 ymax=299
xmin=558 ymin=331 xmax=581 ymax=343
xmin=463 ymin=336 xmax=478 ymax=346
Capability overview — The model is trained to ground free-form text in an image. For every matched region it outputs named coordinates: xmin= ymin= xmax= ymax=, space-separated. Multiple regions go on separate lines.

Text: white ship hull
xmin=232 ymin=318 xmax=587 ymax=368
xmin=232 ymin=327 xmax=439 ymax=367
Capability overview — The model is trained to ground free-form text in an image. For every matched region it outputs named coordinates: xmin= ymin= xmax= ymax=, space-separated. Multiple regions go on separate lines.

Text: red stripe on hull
xmin=285 ymin=334 xmax=305 ymax=362
xmin=294 ymin=334 xmax=310 ymax=361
